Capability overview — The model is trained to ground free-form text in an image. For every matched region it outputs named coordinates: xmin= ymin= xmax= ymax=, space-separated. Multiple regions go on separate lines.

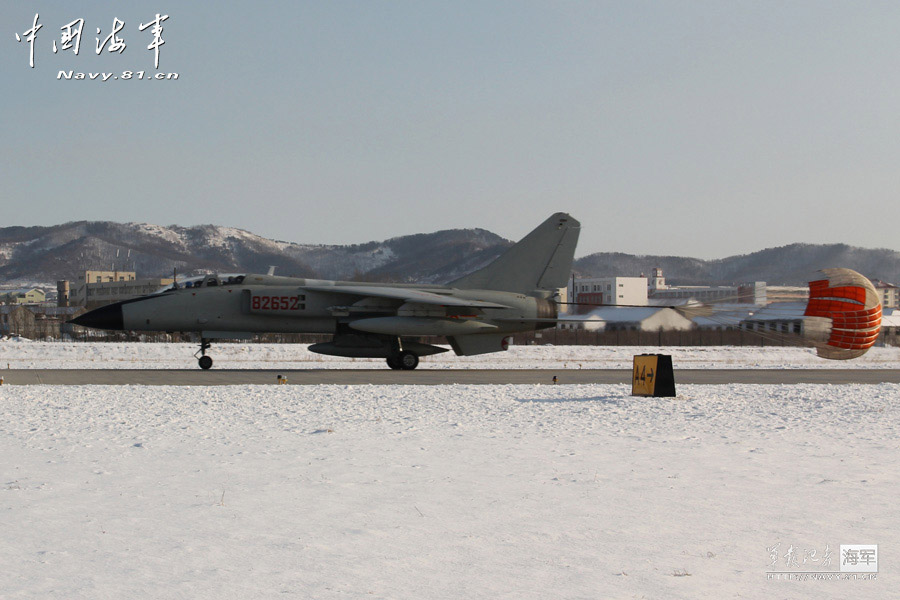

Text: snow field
xmin=1 ymin=383 xmax=897 ymax=599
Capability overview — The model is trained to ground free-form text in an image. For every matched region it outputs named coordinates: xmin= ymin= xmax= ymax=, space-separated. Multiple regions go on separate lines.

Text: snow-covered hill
xmin=2 ymin=220 xmax=900 ymax=287
xmin=0 ymin=221 xmax=510 ymax=285
xmin=575 ymin=243 xmax=900 ymax=285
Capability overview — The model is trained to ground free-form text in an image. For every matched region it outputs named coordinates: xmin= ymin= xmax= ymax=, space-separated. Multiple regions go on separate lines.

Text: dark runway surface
xmin=1 ymin=369 xmax=898 ymax=386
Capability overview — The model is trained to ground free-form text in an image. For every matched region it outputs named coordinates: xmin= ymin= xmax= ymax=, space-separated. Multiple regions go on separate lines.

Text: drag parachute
xmin=803 ymin=268 xmax=882 ymax=360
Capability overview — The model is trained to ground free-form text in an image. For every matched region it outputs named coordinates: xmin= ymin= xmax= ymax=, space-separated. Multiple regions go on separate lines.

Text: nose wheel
xmin=196 ymin=338 xmax=213 ymax=370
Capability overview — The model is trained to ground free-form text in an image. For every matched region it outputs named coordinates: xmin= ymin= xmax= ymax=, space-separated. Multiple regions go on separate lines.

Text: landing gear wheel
xmin=386 ymin=356 xmax=403 ymax=370
xmin=195 ymin=338 xmax=213 ymax=370
xmin=398 ymin=351 xmax=419 ymax=370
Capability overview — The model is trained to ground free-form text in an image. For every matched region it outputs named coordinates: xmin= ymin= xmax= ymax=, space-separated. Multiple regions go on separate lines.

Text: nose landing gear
xmin=196 ymin=338 xmax=213 ymax=370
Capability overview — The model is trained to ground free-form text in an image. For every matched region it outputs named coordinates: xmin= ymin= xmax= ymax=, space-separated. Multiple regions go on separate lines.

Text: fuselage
xmin=74 ymin=273 xmax=557 ymax=339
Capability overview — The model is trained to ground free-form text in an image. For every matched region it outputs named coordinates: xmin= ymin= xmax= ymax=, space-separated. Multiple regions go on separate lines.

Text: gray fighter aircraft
xmin=70 ymin=213 xmax=580 ymax=369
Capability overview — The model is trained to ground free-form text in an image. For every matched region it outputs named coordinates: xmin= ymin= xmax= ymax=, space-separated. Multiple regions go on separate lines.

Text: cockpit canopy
xmin=184 ymin=274 xmax=245 ymax=288
xmin=157 ymin=274 xmax=246 ymax=293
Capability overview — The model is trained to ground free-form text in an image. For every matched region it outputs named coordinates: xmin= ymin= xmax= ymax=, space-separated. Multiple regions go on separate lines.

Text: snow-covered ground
xmin=1 ymin=340 xmax=899 ymax=369
xmin=1 ymin=383 xmax=896 ymax=599
xmin=1 ymin=341 xmax=896 ymax=597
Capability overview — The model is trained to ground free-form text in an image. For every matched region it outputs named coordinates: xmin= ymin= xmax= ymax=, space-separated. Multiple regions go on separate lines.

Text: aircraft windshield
xmin=156 ymin=274 xmax=246 ymax=293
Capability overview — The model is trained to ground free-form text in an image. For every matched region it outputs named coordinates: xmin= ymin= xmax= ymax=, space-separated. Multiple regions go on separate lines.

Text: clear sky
xmin=3 ymin=1 xmax=900 ymax=259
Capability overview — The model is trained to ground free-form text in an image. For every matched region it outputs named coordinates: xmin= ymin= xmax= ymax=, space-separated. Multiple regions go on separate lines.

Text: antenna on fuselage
xmin=267 ymin=265 xmax=277 ymax=276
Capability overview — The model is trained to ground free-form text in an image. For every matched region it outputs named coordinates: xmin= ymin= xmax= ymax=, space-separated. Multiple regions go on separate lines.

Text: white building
xmin=648 ymin=267 xmax=666 ymax=291
xmin=558 ymin=306 xmax=693 ymax=332
xmin=872 ymin=280 xmax=899 ymax=309
xmin=570 ymin=277 xmax=648 ymax=306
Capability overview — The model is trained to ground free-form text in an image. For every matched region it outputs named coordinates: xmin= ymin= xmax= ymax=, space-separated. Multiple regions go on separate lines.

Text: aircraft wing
xmin=301 ymin=285 xmax=511 ymax=309
xmin=493 ymin=317 xmax=603 ymax=324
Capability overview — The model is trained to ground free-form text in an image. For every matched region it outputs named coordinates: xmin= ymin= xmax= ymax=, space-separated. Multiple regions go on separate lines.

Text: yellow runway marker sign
xmin=632 ymin=354 xmax=676 ymax=397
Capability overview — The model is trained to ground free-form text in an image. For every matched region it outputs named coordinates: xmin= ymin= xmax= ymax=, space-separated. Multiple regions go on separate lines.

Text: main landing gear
xmin=196 ymin=338 xmax=213 ymax=370
xmin=386 ymin=351 xmax=419 ymax=370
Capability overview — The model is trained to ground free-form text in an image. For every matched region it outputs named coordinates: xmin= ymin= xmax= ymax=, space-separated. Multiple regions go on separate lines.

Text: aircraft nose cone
xmin=69 ymin=303 xmax=124 ymax=330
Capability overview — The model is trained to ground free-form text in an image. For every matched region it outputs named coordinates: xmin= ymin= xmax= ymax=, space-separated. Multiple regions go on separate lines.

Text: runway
xmin=1 ymin=368 xmax=899 ymax=386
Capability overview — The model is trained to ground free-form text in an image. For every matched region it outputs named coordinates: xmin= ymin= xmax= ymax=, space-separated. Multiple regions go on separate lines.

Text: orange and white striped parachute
xmin=803 ymin=268 xmax=882 ymax=360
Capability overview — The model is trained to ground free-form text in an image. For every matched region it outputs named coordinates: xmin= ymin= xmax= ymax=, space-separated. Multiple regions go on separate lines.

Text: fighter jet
xmin=70 ymin=213 xmax=580 ymax=369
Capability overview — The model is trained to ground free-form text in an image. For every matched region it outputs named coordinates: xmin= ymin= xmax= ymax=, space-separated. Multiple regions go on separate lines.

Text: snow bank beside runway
xmin=1 ymin=383 xmax=896 ymax=598
xmin=0 ymin=340 xmax=899 ymax=369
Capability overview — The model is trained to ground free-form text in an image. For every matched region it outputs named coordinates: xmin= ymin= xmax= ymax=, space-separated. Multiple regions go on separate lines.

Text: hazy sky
xmin=3 ymin=2 xmax=900 ymax=259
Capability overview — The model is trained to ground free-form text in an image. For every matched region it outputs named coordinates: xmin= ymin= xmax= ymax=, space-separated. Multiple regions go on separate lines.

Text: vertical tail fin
xmin=449 ymin=213 xmax=580 ymax=295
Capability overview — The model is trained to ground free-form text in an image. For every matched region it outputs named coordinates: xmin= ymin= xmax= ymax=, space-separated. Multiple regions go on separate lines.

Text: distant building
xmin=739 ymin=302 xmax=805 ymax=335
xmin=558 ymin=306 xmax=693 ymax=332
xmin=0 ymin=305 xmax=33 ymax=336
xmin=63 ymin=270 xmax=173 ymax=309
xmin=0 ymin=288 xmax=46 ymax=305
xmin=648 ymin=267 xmax=666 ymax=291
xmin=569 ymin=268 xmax=770 ymax=312
xmin=691 ymin=305 xmax=756 ymax=330
xmin=881 ymin=308 xmax=900 ymax=341
xmin=765 ymin=286 xmax=808 ymax=303
xmin=649 ymin=281 xmax=767 ymax=306
xmin=872 ymin=280 xmax=899 ymax=309
xmin=570 ymin=277 xmax=648 ymax=306
xmin=57 ymin=280 xmax=70 ymax=307
xmin=0 ymin=305 xmax=85 ymax=339
xmin=79 ymin=270 xmax=137 ymax=285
